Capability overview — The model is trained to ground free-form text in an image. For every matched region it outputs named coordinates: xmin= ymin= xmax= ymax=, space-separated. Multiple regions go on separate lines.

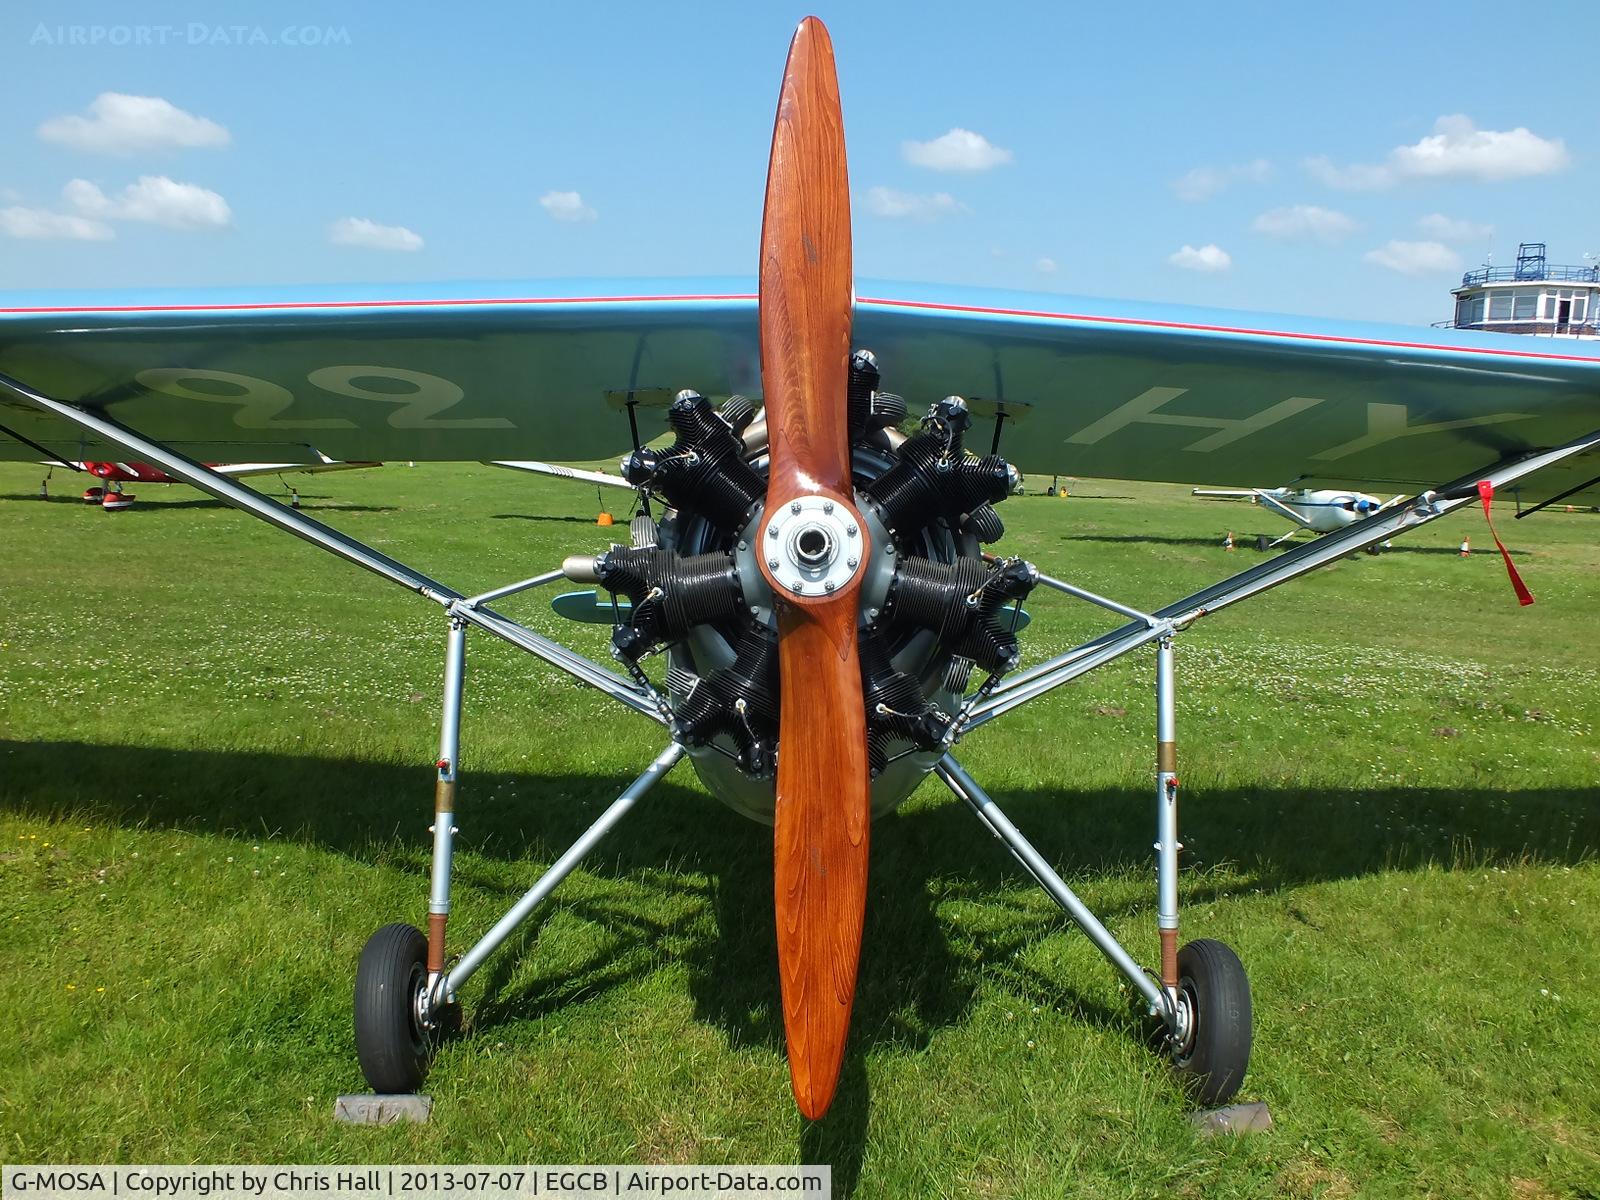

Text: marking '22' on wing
xmin=133 ymin=365 xmax=515 ymax=431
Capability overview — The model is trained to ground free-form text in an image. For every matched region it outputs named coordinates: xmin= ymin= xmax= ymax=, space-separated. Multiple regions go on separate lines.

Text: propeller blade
xmin=758 ymin=16 xmax=870 ymax=1121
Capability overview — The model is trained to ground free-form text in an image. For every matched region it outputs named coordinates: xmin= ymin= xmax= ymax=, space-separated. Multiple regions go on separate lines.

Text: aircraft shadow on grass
xmin=4 ymin=738 xmax=1593 ymax=1189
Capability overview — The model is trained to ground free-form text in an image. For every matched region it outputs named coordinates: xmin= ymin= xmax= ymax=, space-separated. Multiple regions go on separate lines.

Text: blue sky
xmin=1 ymin=0 xmax=1595 ymax=325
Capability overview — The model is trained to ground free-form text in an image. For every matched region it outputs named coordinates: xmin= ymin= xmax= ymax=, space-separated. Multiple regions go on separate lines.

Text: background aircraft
xmin=1192 ymin=485 xmax=1401 ymax=547
xmin=43 ymin=453 xmax=378 ymax=510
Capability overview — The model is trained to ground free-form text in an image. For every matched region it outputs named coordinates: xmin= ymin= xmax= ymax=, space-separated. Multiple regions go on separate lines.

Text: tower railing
xmin=1459 ymin=263 xmax=1600 ymax=287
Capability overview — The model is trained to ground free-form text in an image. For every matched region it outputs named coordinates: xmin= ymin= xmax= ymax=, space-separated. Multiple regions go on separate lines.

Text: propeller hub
xmin=762 ymin=494 xmax=864 ymax=598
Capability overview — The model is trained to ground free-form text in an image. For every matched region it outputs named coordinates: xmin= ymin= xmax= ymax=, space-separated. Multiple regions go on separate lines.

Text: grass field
xmin=1 ymin=459 xmax=1596 ymax=1198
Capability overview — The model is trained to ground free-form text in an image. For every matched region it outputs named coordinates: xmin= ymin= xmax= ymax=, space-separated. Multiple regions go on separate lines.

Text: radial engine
xmin=562 ymin=351 xmax=1037 ymax=821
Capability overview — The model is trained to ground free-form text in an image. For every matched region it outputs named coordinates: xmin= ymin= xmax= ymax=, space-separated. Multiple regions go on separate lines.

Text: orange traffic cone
xmin=1458 ymin=537 xmax=1470 ymax=557
xmin=1223 ymin=531 xmax=1235 ymax=551
xmin=596 ymin=511 xmax=614 ymax=527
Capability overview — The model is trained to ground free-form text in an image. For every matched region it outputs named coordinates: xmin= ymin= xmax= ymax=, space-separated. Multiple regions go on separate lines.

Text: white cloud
xmin=1035 ymin=257 xmax=1058 ymax=274
xmin=66 ymin=176 xmax=230 ymax=229
xmin=1307 ymin=116 xmax=1568 ymax=190
xmin=1304 ymin=156 xmax=1391 ymax=191
xmin=1169 ymin=243 xmax=1231 ymax=272
xmin=865 ymin=186 xmax=968 ymax=221
xmin=1251 ymin=204 xmax=1356 ymax=242
xmin=539 ymin=190 xmax=596 ymax=222
xmin=1364 ymin=239 xmax=1462 ymax=275
xmin=0 ymin=205 xmax=113 ymax=241
xmin=329 ymin=217 xmax=423 ymax=252
xmin=1394 ymin=115 xmax=1568 ymax=181
xmin=1172 ymin=159 xmax=1270 ymax=202
xmin=38 ymin=93 xmax=229 ymax=156
xmin=901 ymin=128 xmax=1013 ymax=172
xmin=1417 ymin=213 xmax=1493 ymax=243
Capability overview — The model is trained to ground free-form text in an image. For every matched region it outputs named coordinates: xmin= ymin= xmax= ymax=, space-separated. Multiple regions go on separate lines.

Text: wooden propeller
xmin=757 ymin=16 xmax=870 ymax=1120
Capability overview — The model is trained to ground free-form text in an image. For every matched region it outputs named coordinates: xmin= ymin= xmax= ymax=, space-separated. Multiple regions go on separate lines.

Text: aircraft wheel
xmin=354 ymin=923 xmax=439 ymax=1093
xmin=1168 ymin=938 xmax=1251 ymax=1106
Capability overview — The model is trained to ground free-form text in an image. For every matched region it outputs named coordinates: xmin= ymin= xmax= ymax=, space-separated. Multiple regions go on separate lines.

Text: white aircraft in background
xmin=1192 ymin=486 xmax=1402 ymax=548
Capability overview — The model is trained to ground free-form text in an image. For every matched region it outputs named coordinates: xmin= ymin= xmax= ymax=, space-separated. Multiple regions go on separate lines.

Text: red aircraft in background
xmin=45 ymin=453 xmax=379 ymax=510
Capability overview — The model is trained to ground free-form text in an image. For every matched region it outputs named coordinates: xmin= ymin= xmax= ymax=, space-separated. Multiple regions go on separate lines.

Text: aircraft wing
xmin=213 ymin=459 xmax=380 ymax=479
xmin=489 ymin=461 xmax=635 ymax=490
xmin=3 ymin=279 xmax=1597 ymax=502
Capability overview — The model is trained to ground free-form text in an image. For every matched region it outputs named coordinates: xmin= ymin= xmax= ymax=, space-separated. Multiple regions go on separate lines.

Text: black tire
xmin=354 ymin=923 xmax=433 ymax=1093
xmin=1169 ymin=938 xmax=1251 ymax=1107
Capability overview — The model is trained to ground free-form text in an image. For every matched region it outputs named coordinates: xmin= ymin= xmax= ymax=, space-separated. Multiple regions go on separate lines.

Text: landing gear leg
xmin=352 ymin=636 xmax=684 ymax=1098
xmin=937 ymin=634 xmax=1253 ymax=1107
xmin=353 ymin=618 xmax=468 ymax=1093
xmin=424 ymin=618 xmax=467 ymax=1030
xmin=1153 ymin=636 xmax=1251 ymax=1105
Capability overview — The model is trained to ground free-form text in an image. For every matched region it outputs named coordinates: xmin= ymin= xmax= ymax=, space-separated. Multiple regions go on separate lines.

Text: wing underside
xmin=2 ymin=279 xmax=1597 ymax=503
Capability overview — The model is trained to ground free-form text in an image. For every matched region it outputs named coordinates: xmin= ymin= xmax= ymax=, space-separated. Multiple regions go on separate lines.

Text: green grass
xmin=1 ymin=460 xmax=1597 ymax=1198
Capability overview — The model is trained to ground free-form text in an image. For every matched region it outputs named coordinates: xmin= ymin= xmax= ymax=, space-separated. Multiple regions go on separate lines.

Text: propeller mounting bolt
xmin=790 ymin=580 xmax=804 ymax=592
xmin=847 ymin=557 xmax=858 ymax=568
xmin=768 ymin=525 xmax=778 ymax=538
xmin=823 ymin=501 xmax=834 ymax=514
xmin=825 ymin=581 xmax=836 ymax=592
xmin=768 ymin=558 xmax=780 ymax=570
xmin=790 ymin=501 xmax=802 ymax=514
xmin=846 ymin=524 xmax=857 ymax=537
